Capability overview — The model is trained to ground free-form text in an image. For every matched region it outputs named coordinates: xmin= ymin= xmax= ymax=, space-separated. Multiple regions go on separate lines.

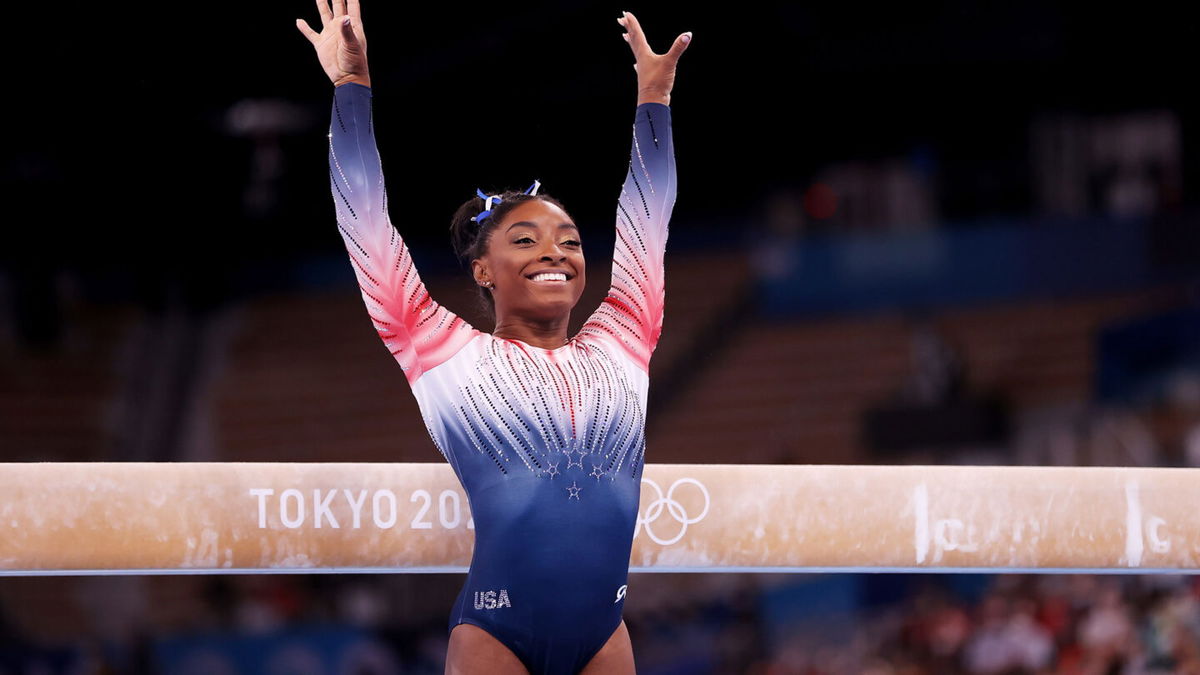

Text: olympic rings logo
xmin=635 ymin=477 xmax=711 ymax=546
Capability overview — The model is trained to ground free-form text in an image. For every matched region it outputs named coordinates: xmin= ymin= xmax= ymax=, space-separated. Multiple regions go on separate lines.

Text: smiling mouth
xmin=526 ymin=273 xmax=572 ymax=284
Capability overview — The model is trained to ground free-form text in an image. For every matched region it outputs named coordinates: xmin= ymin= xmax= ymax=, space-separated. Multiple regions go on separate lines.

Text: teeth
xmin=531 ymin=273 xmax=568 ymax=282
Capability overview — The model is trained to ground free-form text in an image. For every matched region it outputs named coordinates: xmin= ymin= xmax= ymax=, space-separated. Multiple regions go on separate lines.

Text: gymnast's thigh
xmin=446 ymin=622 xmax=530 ymax=675
xmin=579 ymin=619 xmax=635 ymax=675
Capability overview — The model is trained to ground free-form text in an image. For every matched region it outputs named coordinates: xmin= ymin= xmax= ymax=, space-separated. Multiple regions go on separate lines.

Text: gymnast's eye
xmin=515 ymin=236 xmax=534 ymax=244
xmin=564 ymin=240 xmax=582 ymax=247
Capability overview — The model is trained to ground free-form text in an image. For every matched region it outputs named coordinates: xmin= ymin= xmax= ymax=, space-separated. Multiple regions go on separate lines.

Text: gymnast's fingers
xmin=619 ymin=11 xmax=650 ymax=57
xmin=296 ymin=18 xmax=320 ymax=44
xmin=665 ymin=31 xmax=692 ymax=63
xmin=315 ymin=0 xmax=333 ymax=26
xmin=618 ymin=14 xmax=631 ymax=47
xmin=340 ymin=14 xmax=364 ymax=52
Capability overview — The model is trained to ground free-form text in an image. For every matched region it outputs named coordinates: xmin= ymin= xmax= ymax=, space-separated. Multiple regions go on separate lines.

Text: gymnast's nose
xmin=538 ymin=242 xmax=568 ymax=261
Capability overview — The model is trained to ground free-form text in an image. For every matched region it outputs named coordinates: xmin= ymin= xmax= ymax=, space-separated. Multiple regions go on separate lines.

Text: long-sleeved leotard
xmin=328 ymin=82 xmax=675 ymax=675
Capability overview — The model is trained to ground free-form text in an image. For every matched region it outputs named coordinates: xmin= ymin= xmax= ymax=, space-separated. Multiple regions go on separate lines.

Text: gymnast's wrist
xmin=637 ymin=85 xmax=670 ymax=106
xmin=334 ymin=74 xmax=372 ymax=89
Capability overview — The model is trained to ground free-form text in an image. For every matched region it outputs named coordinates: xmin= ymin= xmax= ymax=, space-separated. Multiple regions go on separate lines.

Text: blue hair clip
xmin=470 ymin=188 xmax=502 ymax=223
xmin=470 ymin=180 xmax=542 ymax=223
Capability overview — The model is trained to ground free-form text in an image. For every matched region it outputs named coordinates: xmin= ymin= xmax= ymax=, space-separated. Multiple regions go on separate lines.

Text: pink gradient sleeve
xmin=328 ymin=83 xmax=477 ymax=385
xmin=579 ymin=102 xmax=677 ymax=372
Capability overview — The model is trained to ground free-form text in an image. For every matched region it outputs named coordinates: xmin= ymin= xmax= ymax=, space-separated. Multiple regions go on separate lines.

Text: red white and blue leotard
xmin=327 ymin=82 xmax=676 ymax=674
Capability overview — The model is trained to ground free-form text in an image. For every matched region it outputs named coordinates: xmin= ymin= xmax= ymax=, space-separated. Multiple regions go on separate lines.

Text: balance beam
xmin=1 ymin=464 xmax=1197 ymax=575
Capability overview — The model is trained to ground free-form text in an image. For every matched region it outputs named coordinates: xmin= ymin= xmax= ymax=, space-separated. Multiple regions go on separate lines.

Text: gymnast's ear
xmin=471 ymin=258 xmax=491 ymax=288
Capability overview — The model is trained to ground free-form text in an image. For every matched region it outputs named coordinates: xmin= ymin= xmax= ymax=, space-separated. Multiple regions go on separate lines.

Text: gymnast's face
xmin=473 ymin=199 xmax=586 ymax=323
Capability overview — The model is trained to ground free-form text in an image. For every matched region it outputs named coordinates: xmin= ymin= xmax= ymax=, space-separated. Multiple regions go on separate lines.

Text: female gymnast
xmin=297 ymin=2 xmax=690 ymax=672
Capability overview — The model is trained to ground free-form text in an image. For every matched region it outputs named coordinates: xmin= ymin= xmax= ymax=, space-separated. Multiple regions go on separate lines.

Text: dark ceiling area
xmin=5 ymin=1 xmax=1198 ymax=291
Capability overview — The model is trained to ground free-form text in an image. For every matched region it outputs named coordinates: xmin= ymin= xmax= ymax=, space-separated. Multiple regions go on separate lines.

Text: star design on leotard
xmin=545 ymin=461 xmax=560 ymax=479
xmin=566 ymin=481 xmax=582 ymax=500
xmin=566 ymin=449 xmax=584 ymax=470
xmin=590 ymin=464 xmax=605 ymax=481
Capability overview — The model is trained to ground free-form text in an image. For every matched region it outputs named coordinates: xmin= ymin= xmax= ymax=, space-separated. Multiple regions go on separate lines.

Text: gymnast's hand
xmin=296 ymin=0 xmax=371 ymax=88
xmin=618 ymin=11 xmax=691 ymax=106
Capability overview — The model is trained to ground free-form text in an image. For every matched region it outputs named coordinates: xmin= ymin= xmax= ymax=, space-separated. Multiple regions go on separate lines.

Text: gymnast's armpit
xmin=327 ymin=83 xmax=476 ymax=385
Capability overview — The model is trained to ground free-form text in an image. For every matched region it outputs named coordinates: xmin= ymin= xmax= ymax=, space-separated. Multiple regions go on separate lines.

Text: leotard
xmin=327 ymin=82 xmax=675 ymax=674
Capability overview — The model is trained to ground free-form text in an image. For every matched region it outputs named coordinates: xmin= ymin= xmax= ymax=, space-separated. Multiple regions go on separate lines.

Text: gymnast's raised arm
xmin=297 ymin=0 xmax=476 ymax=386
xmin=579 ymin=12 xmax=691 ymax=370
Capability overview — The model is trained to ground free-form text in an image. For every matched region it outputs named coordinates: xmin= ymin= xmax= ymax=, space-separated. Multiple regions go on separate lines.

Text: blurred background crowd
xmin=2 ymin=0 xmax=1198 ymax=673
